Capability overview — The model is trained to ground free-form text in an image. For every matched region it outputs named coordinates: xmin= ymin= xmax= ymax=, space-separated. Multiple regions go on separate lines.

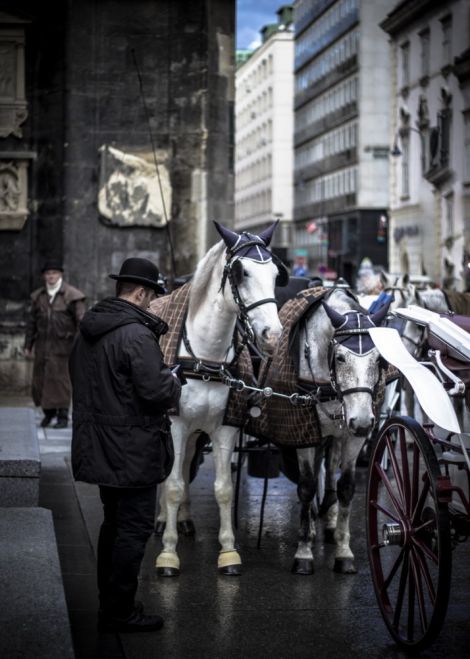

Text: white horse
xmin=292 ymin=289 xmax=391 ymax=575
xmin=154 ymin=222 xmax=285 ymax=576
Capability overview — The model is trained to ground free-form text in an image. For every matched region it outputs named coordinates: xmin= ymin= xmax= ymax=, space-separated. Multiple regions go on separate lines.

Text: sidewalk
xmin=3 ymin=398 xmax=470 ymax=659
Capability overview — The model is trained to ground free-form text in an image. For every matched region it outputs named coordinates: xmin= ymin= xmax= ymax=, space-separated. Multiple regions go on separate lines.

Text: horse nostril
xmin=262 ymin=326 xmax=270 ymax=339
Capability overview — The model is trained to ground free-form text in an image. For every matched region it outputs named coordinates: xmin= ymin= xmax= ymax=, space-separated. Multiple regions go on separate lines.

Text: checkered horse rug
xmin=150 ymin=283 xmax=254 ymax=427
xmin=245 ymin=287 xmax=394 ymax=448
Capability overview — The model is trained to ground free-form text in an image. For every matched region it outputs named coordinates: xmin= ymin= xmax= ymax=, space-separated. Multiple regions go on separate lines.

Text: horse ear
xmin=379 ymin=270 xmax=389 ymax=288
xmin=402 ymin=273 xmax=410 ymax=286
xmin=370 ymin=297 xmax=393 ymax=326
xmin=272 ymin=253 xmax=289 ymax=287
xmin=321 ymin=300 xmax=346 ymax=328
xmin=213 ymin=221 xmax=240 ymax=250
xmin=258 ymin=220 xmax=279 ymax=246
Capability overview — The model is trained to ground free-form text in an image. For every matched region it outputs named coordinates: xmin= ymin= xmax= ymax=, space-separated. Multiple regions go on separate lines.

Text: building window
xmin=419 ymin=29 xmax=430 ymax=79
xmin=464 ymin=113 xmax=470 ymax=182
xmin=445 ymin=194 xmax=454 ymax=238
xmin=401 ymin=42 xmax=409 ymax=88
xmin=441 ymin=15 xmax=452 ymax=66
xmin=401 ymin=134 xmax=410 ymax=197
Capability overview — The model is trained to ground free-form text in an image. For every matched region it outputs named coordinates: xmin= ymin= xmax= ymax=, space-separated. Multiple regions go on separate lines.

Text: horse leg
xmin=321 ymin=438 xmax=340 ymax=544
xmin=333 ymin=435 xmax=363 ymax=574
xmin=211 ymin=425 xmax=241 ymax=575
xmin=154 ymin=434 xmax=198 ymax=536
xmin=156 ymin=419 xmax=188 ymax=576
xmin=292 ymin=447 xmax=321 ymax=575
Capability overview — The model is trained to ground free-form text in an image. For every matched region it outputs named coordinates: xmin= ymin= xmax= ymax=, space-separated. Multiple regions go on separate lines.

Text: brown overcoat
xmin=25 ymin=281 xmax=86 ymax=409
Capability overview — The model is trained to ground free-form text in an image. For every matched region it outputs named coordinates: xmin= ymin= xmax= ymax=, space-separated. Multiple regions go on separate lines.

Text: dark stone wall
xmin=0 ymin=0 xmax=235 ymax=393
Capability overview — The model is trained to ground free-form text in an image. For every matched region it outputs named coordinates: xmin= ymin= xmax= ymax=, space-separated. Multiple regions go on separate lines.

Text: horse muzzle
xmin=348 ymin=417 xmax=375 ymax=437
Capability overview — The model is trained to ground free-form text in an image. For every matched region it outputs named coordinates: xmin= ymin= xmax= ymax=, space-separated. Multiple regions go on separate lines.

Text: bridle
xmin=220 ymin=236 xmax=282 ymax=343
xmin=181 ymin=235 xmax=284 ymax=379
xmin=327 ymin=328 xmax=384 ymax=400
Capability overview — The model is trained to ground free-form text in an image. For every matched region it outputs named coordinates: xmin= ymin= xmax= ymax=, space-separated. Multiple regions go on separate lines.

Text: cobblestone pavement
xmin=18 ymin=401 xmax=470 ymax=659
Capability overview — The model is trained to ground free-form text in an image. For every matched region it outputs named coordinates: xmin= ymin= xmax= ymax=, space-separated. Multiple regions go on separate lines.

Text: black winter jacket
xmin=69 ymin=297 xmax=181 ymax=487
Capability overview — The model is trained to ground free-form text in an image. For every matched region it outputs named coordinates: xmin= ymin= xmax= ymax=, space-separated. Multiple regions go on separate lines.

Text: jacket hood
xmin=80 ymin=297 xmax=168 ymax=342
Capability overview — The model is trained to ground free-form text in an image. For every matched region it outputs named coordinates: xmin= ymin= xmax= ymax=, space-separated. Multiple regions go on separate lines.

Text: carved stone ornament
xmin=417 ymin=94 xmax=429 ymax=130
xmin=98 ymin=145 xmax=172 ymax=228
xmin=0 ymin=19 xmax=28 ymax=138
xmin=0 ymin=159 xmax=28 ymax=230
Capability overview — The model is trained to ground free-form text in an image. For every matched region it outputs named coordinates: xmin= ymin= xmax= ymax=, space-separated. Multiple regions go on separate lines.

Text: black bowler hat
xmin=41 ymin=260 xmax=64 ymax=273
xmin=109 ymin=257 xmax=165 ymax=294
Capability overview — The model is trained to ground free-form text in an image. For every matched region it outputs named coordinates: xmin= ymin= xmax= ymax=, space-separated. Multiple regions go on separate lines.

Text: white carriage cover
xmin=368 ymin=327 xmax=461 ymax=434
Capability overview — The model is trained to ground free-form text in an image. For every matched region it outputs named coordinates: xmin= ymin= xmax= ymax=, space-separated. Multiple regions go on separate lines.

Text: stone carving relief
xmin=0 ymin=21 xmax=28 ymax=138
xmin=0 ymin=159 xmax=28 ymax=229
xmin=98 ymin=145 xmax=172 ymax=228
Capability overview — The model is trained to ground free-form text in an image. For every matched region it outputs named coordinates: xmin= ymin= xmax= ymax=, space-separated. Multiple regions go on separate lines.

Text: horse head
xmin=321 ymin=296 xmax=391 ymax=437
xmin=214 ymin=221 xmax=286 ymax=355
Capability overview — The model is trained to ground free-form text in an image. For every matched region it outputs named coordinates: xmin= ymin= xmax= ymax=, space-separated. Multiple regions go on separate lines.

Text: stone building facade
xmin=381 ymin=0 xmax=470 ymax=289
xmin=234 ymin=5 xmax=294 ymax=263
xmin=0 ymin=0 xmax=235 ymax=394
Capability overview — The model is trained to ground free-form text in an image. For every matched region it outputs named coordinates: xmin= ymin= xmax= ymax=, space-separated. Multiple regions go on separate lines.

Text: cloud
xmin=236 ymin=0 xmax=281 ymax=49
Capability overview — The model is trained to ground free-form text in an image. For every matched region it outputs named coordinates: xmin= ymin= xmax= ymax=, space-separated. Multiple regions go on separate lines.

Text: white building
xmin=234 ymin=6 xmax=294 ymax=258
xmin=293 ymin=0 xmax=394 ymax=282
xmin=381 ymin=0 xmax=470 ymax=289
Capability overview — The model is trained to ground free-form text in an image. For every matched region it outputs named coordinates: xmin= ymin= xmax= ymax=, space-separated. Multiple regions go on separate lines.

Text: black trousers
xmin=97 ymin=485 xmax=156 ymax=618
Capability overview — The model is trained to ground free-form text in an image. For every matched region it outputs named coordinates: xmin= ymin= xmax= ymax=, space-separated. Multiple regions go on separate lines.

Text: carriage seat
xmin=394 ymin=305 xmax=470 ymax=383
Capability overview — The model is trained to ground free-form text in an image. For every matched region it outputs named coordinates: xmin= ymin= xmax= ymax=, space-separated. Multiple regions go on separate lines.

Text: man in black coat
xmin=69 ymin=257 xmax=181 ymax=633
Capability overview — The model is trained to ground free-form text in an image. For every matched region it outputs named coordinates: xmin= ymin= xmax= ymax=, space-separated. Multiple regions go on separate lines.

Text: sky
xmin=236 ymin=0 xmax=287 ymax=50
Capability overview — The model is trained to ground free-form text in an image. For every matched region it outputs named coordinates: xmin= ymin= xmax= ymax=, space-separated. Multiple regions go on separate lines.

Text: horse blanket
xmin=150 ymin=283 xmax=254 ymax=428
xmin=245 ymin=288 xmax=394 ymax=448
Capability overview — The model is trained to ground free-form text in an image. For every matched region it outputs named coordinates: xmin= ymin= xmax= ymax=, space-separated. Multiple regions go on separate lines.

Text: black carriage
xmin=366 ymin=307 xmax=470 ymax=651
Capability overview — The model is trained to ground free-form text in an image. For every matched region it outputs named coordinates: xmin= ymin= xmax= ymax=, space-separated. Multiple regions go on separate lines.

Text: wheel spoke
xmin=410 ymin=546 xmax=428 ymax=634
xmin=383 ymin=545 xmax=406 ymax=591
xmin=371 ymin=499 xmax=402 ymax=525
xmin=385 ymin=433 xmax=406 ymax=508
xmin=411 ymin=443 xmax=420 ymax=515
xmin=374 ymin=462 xmax=406 ymax=520
xmin=411 ymin=542 xmax=436 ymax=603
xmin=399 ymin=427 xmax=411 ymax=516
xmin=393 ymin=546 xmax=409 ymax=630
xmin=411 ymin=535 xmax=438 ymax=566
xmin=412 ymin=475 xmax=430 ymax=525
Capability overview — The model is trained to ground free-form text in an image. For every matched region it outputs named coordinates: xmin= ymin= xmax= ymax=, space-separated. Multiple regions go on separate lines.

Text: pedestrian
xmin=24 ymin=260 xmax=86 ymax=429
xmin=69 ymin=257 xmax=182 ymax=633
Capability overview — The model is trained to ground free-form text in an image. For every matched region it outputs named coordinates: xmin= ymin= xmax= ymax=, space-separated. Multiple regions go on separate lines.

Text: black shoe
xmin=98 ymin=608 xmax=164 ymax=634
xmin=40 ymin=412 xmax=55 ymax=428
xmin=53 ymin=419 xmax=68 ymax=429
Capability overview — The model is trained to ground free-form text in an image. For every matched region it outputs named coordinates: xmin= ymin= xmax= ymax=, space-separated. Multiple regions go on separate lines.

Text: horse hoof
xmin=218 ymin=564 xmax=242 ymax=576
xmin=333 ymin=557 xmax=357 ymax=574
xmin=157 ymin=566 xmax=180 ymax=577
xmin=177 ymin=519 xmax=196 ymax=536
xmin=324 ymin=528 xmax=336 ymax=544
xmin=154 ymin=521 xmax=166 ymax=536
xmin=218 ymin=550 xmax=241 ymax=576
xmin=291 ymin=558 xmax=314 ymax=575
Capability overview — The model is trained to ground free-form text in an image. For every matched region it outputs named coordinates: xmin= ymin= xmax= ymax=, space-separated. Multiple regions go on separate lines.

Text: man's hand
xmin=24 ymin=348 xmax=33 ymax=359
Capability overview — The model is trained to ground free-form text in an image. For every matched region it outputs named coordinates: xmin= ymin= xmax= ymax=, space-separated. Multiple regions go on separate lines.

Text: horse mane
xmin=188 ymin=240 xmax=225 ymax=319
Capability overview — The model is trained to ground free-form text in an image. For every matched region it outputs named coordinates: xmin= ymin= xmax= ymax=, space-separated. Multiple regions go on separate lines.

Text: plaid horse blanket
xmin=245 ymin=288 xmax=326 ymax=447
xmin=444 ymin=291 xmax=470 ymax=316
xmin=150 ymin=283 xmax=254 ymax=427
xmin=245 ymin=287 xmax=393 ymax=448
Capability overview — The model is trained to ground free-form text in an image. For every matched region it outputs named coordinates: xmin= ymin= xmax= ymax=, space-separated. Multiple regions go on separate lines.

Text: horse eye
xmin=336 ymin=354 xmax=346 ymax=363
xmin=243 ymin=269 xmax=249 ymax=276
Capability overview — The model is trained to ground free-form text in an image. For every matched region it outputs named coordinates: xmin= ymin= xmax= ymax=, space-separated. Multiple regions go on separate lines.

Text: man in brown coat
xmin=25 ymin=260 xmax=86 ymax=428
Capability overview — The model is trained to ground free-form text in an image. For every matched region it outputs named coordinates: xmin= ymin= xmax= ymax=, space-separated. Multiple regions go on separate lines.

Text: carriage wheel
xmin=366 ymin=416 xmax=451 ymax=652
